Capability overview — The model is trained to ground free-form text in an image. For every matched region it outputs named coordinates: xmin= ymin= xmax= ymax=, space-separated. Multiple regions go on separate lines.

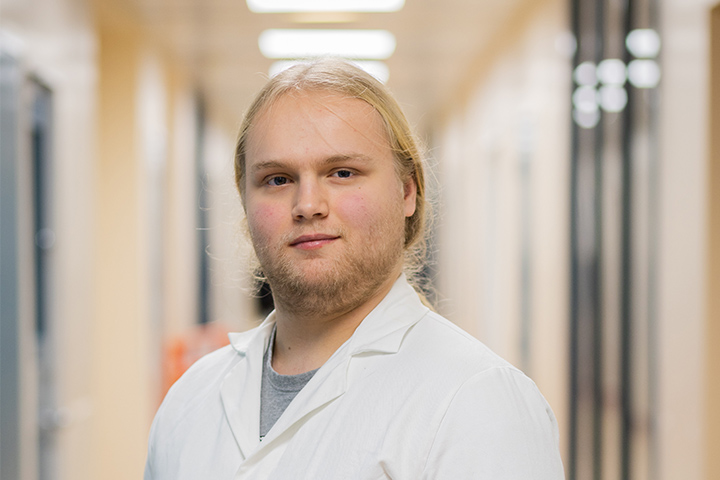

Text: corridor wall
xmin=0 ymin=1 xmax=254 ymax=479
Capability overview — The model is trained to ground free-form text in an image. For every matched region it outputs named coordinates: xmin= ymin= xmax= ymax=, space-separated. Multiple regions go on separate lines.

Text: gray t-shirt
xmin=259 ymin=327 xmax=318 ymax=440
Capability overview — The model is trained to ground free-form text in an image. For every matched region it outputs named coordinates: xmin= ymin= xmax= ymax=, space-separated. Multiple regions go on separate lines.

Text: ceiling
xmin=122 ymin=0 xmax=527 ymax=134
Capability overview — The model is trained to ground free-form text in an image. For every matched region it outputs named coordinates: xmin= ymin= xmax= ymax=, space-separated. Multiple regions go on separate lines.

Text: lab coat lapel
xmin=220 ymin=319 xmax=275 ymax=460
xmin=347 ymin=274 xmax=428 ymax=356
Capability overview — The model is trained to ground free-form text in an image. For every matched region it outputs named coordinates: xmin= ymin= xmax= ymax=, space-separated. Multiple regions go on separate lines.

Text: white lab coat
xmin=144 ymin=276 xmax=564 ymax=479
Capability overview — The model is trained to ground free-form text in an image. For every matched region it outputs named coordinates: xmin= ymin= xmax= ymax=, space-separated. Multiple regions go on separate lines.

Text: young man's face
xmin=243 ymin=90 xmax=417 ymax=313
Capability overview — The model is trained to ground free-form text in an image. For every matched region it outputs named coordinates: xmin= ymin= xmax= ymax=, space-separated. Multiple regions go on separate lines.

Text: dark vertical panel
xmin=32 ymin=79 xmax=57 ymax=480
xmin=195 ymin=97 xmax=210 ymax=324
xmin=0 ymin=50 xmax=21 ymax=480
xmin=592 ymin=2 xmax=606 ymax=479
xmin=620 ymin=0 xmax=635 ymax=478
xmin=643 ymin=4 xmax=661 ymax=480
xmin=568 ymin=0 xmax=581 ymax=476
xmin=570 ymin=0 xmax=606 ymax=477
xmin=32 ymin=82 xmax=53 ymax=341
xmin=568 ymin=1 xmax=581 ymax=476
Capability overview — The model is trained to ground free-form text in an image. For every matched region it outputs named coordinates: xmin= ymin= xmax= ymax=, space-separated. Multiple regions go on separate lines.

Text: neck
xmin=270 ymin=269 xmax=401 ymax=375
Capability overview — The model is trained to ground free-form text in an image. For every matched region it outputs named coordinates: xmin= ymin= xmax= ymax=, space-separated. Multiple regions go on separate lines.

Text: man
xmin=144 ymin=58 xmax=564 ymax=479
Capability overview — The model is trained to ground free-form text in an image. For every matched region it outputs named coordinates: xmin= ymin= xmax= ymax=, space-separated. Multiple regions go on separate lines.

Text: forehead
xmin=245 ymin=91 xmax=392 ymax=165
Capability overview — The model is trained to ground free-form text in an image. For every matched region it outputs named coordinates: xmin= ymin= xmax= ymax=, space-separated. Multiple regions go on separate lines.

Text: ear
xmin=403 ymin=177 xmax=417 ymax=217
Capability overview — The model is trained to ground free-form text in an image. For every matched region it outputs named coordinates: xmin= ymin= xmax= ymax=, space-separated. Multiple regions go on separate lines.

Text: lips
xmin=289 ymin=233 xmax=340 ymax=250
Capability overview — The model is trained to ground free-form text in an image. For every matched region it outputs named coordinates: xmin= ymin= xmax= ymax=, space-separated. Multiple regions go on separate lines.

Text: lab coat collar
xmin=344 ymin=273 xmax=428 ymax=356
xmin=220 ymin=317 xmax=275 ymax=460
xmin=221 ymin=274 xmax=429 ymax=461
xmin=227 ymin=312 xmax=275 ymax=357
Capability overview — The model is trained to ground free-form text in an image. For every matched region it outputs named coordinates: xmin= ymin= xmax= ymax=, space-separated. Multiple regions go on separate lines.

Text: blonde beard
xmin=251 ymin=220 xmax=406 ymax=320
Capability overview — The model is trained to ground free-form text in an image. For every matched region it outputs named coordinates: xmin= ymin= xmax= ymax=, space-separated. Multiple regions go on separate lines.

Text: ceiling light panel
xmin=259 ymin=29 xmax=396 ymax=59
xmin=247 ymin=0 xmax=404 ymax=13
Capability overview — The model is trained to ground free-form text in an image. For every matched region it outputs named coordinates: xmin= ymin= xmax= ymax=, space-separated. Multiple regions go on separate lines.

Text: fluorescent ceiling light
xmin=269 ymin=60 xmax=390 ymax=83
xmin=259 ymin=29 xmax=396 ymax=59
xmin=248 ymin=0 xmax=404 ymax=13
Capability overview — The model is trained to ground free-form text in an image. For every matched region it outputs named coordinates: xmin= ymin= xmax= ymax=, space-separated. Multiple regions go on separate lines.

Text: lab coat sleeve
xmin=143 ymin=409 xmax=159 ymax=480
xmin=144 ymin=454 xmax=154 ymax=480
xmin=421 ymin=366 xmax=565 ymax=479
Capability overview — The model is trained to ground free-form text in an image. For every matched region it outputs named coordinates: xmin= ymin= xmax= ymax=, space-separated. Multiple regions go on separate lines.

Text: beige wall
xmin=203 ymin=120 xmax=259 ymax=331
xmin=163 ymin=67 xmax=200 ymax=340
xmin=1 ymin=0 xmax=248 ymax=478
xmin=658 ymin=1 xmax=718 ymax=479
xmin=91 ymin=5 xmax=252 ymax=476
xmin=92 ymin=13 xmax=154 ymax=479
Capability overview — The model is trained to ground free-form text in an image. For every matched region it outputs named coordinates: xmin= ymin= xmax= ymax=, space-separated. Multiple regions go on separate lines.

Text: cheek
xmin=335 ymin=191 xmax=372 ymax=224
xmin=247 ymin=203 xmax=285 ymax=240
xmin=335 ymin=189 xmax=400 ymax=231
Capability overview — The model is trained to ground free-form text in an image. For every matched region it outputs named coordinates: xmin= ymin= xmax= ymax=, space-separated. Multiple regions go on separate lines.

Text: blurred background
xmin=1 ymin=0 xmax=718 ymax=479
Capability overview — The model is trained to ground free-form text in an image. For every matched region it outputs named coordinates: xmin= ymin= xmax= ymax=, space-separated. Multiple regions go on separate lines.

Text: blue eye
xmin=268 ymin=176 xmax=288 ymax=186
xmin=334 ymin=169 xmax=353 ymax=178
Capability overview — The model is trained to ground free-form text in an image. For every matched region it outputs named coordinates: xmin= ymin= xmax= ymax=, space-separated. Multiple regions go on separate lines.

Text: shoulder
xmin=404 ymin=309 xmax=559 ymax=436
xmin=349 ymin=303 xmax=563 ymax=477
xmin=409 ymin=310 xmax=555 ymax=422
xmin=399 ymin=312 xmax=564 ymax=477
xmin=421 ymin=365 xmax=564 ymax=478
xmin=150 ymin=344 xmax=239 ymax=433
xmin=150 ymin=321 xmax=266 ymax=433
xmin=402 ymin=309 xmax=516 ymax=374
xmin=446 ymin=365 xmax=556 ymax=427
xmin=381 ymin=306 xmax=555 ymax=418
xmin=145 ymin=343 xmax=239 ymax=475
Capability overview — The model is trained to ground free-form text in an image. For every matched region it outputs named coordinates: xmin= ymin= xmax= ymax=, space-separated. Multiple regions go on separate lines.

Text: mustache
xmin=280 ymin=225 xmax=346 ymax=246
xmin=249 ymin=223 xmax=346 ymax=249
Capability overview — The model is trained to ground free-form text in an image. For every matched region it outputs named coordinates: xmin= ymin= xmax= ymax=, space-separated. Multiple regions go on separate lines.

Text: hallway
xmin=1 ymin=0 xmax=718 ymax=479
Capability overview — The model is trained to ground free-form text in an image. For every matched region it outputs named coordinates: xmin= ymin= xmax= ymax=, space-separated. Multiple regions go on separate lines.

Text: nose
xmin=291 ymin=179 xmax=329 ymax=221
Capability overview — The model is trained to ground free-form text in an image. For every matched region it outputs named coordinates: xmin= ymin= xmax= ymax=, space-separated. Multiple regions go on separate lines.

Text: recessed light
xmin=259 ymin=29 xmax=396 ymax=59
xmin=247 ymin=0 xmax=404 ymax=13
xmin=290 ymin=12 xmax=360 ymax=24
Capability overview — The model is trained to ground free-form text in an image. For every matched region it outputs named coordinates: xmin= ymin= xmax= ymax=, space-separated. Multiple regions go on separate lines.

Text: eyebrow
xmin=250 ymin=160 xmax=285 ymax=173
xmin=321 ymin=153 xmax=374 ymax=166
xmin=250 ymin=153 xmax=375 ymax=173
